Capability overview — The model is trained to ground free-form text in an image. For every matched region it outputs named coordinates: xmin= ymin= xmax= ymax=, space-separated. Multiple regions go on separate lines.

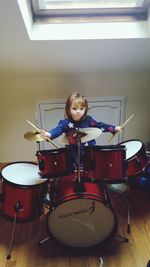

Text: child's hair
xmin=65 ymin=92 xmax=88 ymax=120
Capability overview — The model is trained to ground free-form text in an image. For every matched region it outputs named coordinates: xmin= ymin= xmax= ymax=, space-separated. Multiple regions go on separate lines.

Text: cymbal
xmin=24 ymin=130 xmax=45 ymax=142
xmin=60 ymin=128 xmax=102 ymax=144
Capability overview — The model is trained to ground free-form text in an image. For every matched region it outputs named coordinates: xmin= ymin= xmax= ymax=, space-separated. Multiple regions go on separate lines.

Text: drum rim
xmin=50 ymin=193 xmax=107 ymax=207
xmin=0 ymin=208 xmax=44 ymax=223
xmin=1 ymin=160 xmax=37 ymax=170
xmin=0 ymin=161 xmax=48 ymax=187
xmin=2 ymin=179 xmax=48 ymax=188
xmin=85 ymin=144 xmax=126 ymax=151
xmin=37 ymin=147 xmax=71 ymax=154
xmin=119 ymin=139 xmax=144 ymax=161
xmin=46 ymin=198 xmax=118 ymax=249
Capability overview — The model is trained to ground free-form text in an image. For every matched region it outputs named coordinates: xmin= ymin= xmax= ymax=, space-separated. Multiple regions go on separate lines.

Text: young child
xmin=40 ymin=92 xmax=122 ymax=169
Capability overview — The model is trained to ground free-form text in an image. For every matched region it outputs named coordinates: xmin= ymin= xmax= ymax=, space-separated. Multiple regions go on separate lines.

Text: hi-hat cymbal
xmin=24 ymin=130 xmax=45 ymax=142
xmin=60 ymin=128 xmax=102 ymax=144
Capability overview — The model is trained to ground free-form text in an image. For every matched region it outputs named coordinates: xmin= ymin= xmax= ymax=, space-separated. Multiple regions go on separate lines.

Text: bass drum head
xmin=47 ymin=198 xmax=117 ymax=248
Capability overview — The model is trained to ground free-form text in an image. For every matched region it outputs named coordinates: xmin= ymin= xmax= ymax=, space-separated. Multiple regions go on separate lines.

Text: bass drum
xmin=0 ymin=162 xmax=48 ymax=222
xmin=46 ymin=174 xmax=117 ymax=248
xmin=119 ymin=139 xmax=149 ymax=177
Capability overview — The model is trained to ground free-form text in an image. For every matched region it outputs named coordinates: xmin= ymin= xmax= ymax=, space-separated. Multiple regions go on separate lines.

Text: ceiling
xmin=0 ymin=1 xmax=150 ymax=75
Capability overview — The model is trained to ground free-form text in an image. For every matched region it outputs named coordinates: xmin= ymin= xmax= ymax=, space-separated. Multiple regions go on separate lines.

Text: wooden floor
xmin=0 ymin=182 xmax=150 ymax=267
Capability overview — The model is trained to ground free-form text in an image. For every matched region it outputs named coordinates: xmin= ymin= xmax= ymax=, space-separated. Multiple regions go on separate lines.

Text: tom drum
xmin=36 ymin=148 xmax=73 ymax=178
xmin=84 ymin=145 xmax=127 ymax=184
xmin=119 ymin=139 xmax=149 ymax=177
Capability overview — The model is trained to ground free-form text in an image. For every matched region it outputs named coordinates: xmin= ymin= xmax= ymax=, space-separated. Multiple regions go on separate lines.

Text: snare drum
xmin=84 ymin=145 xmax=127 ymax=184
xmin=0 ymin=162 xmax=48 ymax=222
xmin=119 ymin=139 xmax=149 ymax=177
xmin=36 ymin=148 xmax=73 ymax=178
xmin=46 ymin=174 xmax=117 ymax=248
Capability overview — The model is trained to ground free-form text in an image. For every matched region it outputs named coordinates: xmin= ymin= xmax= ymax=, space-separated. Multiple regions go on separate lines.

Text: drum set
xmin=0 ymin=126 xmax=149 ymax=258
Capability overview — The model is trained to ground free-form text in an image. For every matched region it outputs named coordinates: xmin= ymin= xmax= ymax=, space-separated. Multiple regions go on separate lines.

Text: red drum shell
xmin=0 ymin=162 xmax=48 ymax=222
xmin=52 ymin=173 xmax=106 ymax=204
xmin=37 ymin=148 xmax=73 ymax=178
xmin=84 ymin=145 xmax=127 ymax=184
xmin=119 ymin=139 xmax=149 ymax=177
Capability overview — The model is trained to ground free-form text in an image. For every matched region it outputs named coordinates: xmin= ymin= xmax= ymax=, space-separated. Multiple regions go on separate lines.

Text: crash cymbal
xmin=60 ymin=128 xmax=102 ymax=144
xmin=24 ymin=130 xmax=45 ymax=142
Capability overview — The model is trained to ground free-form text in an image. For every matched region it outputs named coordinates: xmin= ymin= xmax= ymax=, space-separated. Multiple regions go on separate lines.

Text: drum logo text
xmin=58 ymin=201 xmax=95 ymax=219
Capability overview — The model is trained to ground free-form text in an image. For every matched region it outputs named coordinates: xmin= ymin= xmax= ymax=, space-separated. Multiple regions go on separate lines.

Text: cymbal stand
xmin=7 ymin=201 xmax=22 ymax=260
xmin=36 ymin=141 xmax=41 ymax=151
xmin=77 ymin=135 xmax=81 ymax=184
xmin=74 ymin=133 xmax=85 ymax=192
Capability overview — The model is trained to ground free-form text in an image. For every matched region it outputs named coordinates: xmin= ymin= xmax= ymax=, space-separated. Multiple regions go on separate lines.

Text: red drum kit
xmin=0 ymin=124 xmax=149 ymax=258
xmin=119 ymin=139 xmax=150 ymax=178
xmin=83 ymin=145 xmax=127 ymax=184
xmin=0 ymin=162 xmax=48 ymax=222
xmin=36 ymin=148 xmax=73 ymax=178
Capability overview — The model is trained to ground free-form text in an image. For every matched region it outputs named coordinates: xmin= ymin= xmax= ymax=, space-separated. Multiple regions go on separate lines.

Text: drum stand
xmin=73 ymin=135 xmax=85 ymax=192
xmin=125 ymin=184 xmax=131 ymax=234
xmin=103 ymin=182 xmax=129 ymax=243
xmin=112 ymin=184 xmax=131 ymax=234
xmin=7 ymin=201 xmax=22 ymax=260
xmin=36 ymin=141 xmax=41 ymax=151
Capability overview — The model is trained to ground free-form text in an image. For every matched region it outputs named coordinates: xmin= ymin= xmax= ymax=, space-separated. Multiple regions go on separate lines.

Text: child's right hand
xmin=39 ymin=130 xmax=51 ymax=139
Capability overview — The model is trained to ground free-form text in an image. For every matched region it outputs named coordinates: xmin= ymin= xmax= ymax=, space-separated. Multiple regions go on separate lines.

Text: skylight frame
xmin=29 ymin=0 xmax=150 ymax=23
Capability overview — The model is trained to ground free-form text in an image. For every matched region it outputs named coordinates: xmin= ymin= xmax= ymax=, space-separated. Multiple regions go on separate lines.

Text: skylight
xmin=30 ymin=0 xmax=150 ymax=22
xmin=17 ymin=0 xmax=150 ymax=40
xmin=38 ymin=0 xmax=147 ymax=9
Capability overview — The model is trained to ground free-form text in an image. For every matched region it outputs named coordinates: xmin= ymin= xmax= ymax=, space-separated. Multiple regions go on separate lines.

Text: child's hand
xmin=39 ymin=130 xmax=51 ymax=139
xmin=115 ymin=126 xmax=122 ymax=133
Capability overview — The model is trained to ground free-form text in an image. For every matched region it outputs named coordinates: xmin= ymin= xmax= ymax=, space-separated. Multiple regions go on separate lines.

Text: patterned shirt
xmin=49 ymin=115 xmax=116 ymax=146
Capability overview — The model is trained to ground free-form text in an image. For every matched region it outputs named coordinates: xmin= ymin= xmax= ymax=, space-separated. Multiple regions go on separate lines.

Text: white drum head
xmin=47 ymin=198 xmax=116 ymax=248
xmin=122 ymin=140 xmax=142 ymax=159
xmin=1 ymin=162 xmax=47 ymax=186
xmin=108 ymin=183 xmax=127 ymax=194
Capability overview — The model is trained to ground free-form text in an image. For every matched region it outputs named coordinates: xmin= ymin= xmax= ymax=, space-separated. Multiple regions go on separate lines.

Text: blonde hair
xmin=65 ymin=92 xmax=88 ymax=120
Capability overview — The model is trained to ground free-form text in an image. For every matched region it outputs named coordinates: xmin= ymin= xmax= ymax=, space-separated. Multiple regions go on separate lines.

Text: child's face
xmin=69 ymin=103 xmax=86 ymax=121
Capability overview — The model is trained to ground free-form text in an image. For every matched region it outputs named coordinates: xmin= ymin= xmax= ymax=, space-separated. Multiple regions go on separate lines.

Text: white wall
xmin=0 ymin=73 xmax=149 ymax=162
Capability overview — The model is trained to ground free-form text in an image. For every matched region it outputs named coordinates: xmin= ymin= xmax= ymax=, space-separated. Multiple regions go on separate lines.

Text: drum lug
xmin=124 ymin=159 xmax=128 ymax=169
xmin=39 ymin=159 xmax=45 ymax=171
xmin=146 ymin=151 xmax=150 ymax=158
xmin=0 ymin=192 xmax=4 ymax=201
xmin=135 ymin=156 xmax=141 ymax=164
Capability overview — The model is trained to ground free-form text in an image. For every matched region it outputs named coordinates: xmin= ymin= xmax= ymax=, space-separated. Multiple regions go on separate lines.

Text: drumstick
xmin=108 ymin=114 xmax=134 ymax=143
xmin=26 ymin=120 xmax=60 ymax=149
xmin=26 ymin=120 xmax=40 ymax=132
xmin=120 ymin=114 xmax=134 ymax=128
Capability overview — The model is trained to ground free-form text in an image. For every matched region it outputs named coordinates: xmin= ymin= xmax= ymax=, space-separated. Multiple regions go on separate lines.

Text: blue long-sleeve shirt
xmin=49 ymin=115 xmax=116 ymax=146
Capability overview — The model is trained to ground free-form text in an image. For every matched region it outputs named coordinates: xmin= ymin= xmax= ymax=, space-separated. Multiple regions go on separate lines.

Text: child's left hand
xmin=115 ymin=126 xmax=122 ymax=133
